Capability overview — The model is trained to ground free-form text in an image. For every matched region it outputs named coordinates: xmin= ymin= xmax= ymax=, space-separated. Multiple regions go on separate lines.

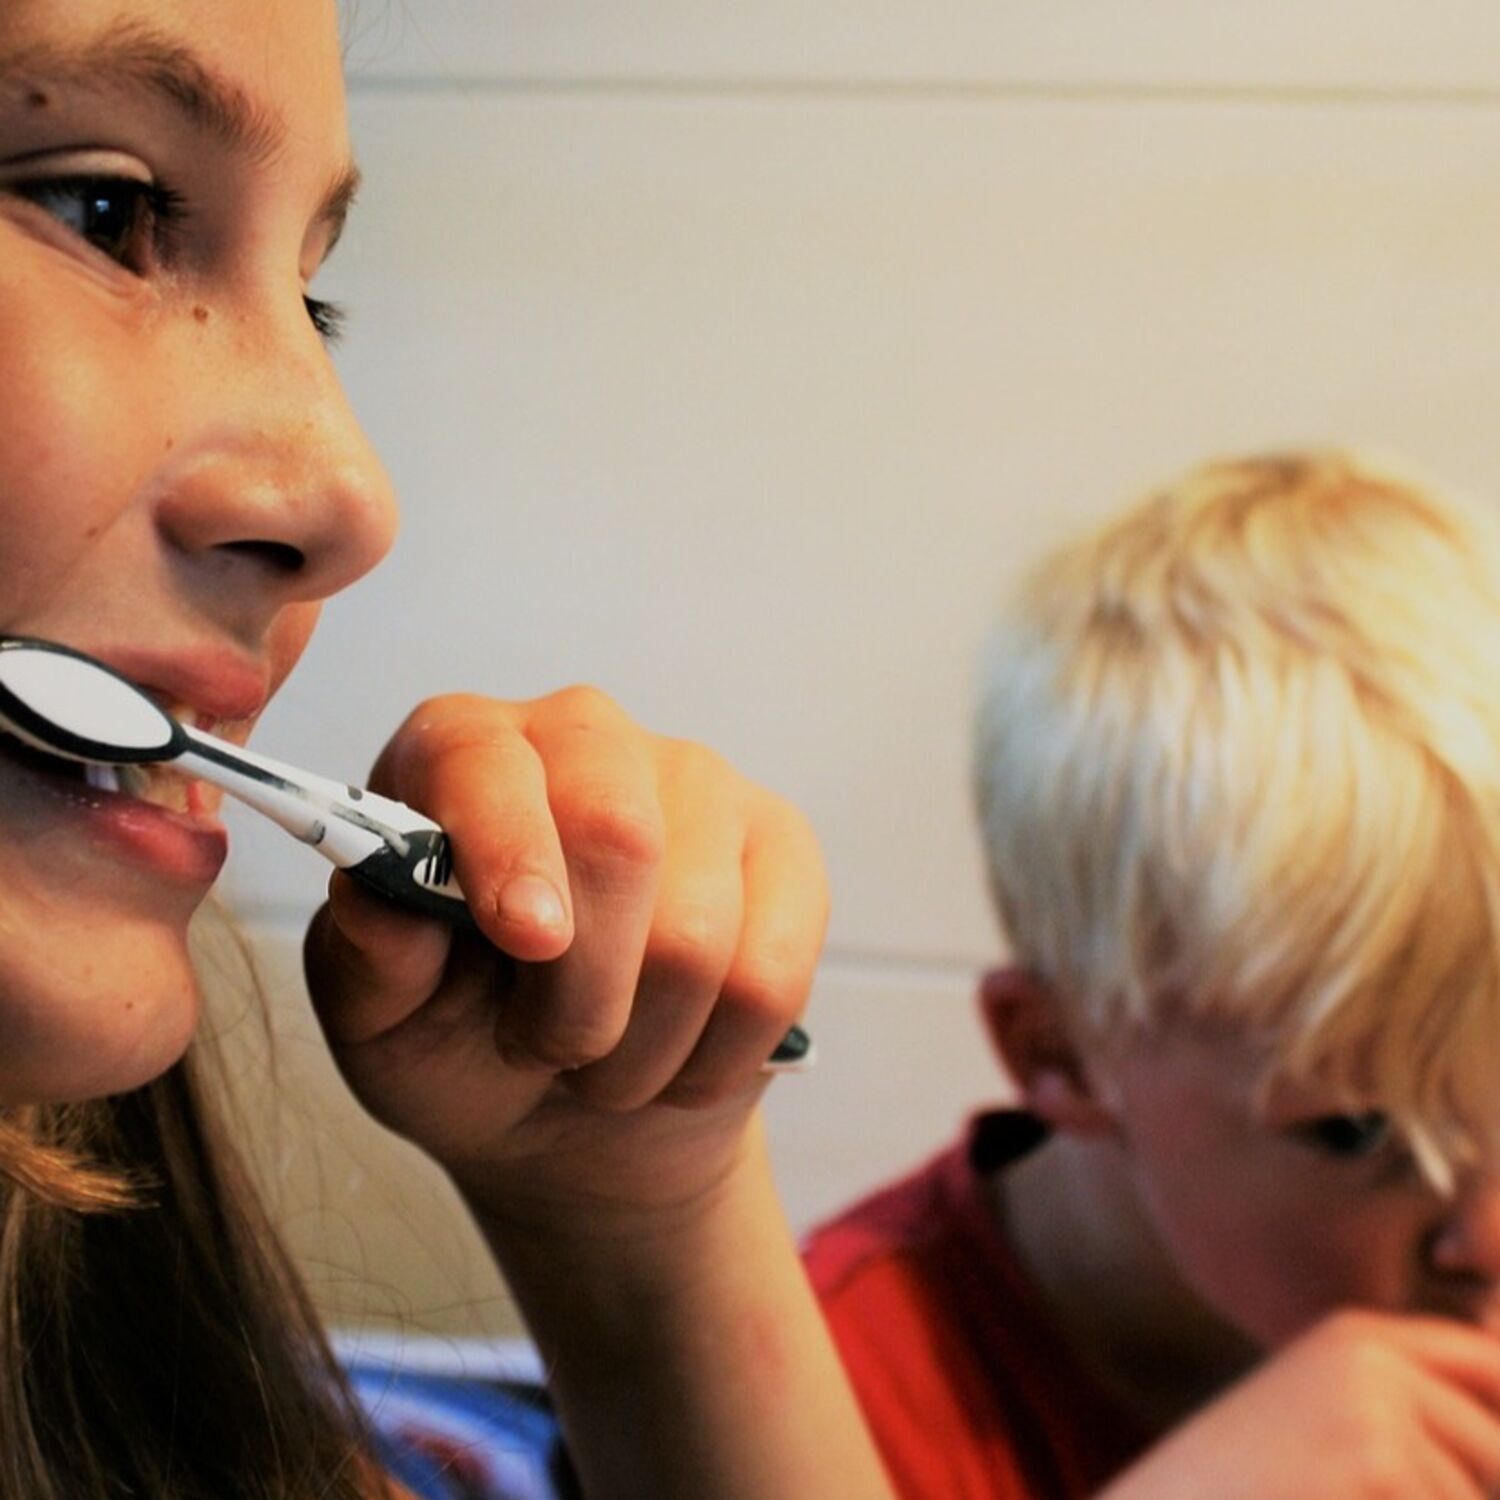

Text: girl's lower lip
xmin=0 ymin=743 xmax=227 ymax=884
xmin=80 ymin=790 xmax=228 ymax=884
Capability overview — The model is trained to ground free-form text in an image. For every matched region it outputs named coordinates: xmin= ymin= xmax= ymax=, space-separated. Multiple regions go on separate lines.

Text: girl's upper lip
xmin=71 ymin=641 xmax=271 ymax=726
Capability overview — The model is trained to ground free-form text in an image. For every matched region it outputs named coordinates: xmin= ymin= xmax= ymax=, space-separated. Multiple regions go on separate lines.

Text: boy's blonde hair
xmin=974 ymin=452 xmax=1500 ymax=1187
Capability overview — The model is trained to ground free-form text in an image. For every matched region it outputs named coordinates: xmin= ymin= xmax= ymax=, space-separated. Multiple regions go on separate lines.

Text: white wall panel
xmin=227 ymin=921 xmax=1004 ymax=1337
xmin=344 ymin=4 xmax=1500 ymax=94
xmin=220 ymin=91 xmax=1500 ymax=973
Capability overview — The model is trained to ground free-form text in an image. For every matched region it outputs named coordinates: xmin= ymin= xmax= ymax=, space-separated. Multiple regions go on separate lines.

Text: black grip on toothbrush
xmin=767 ymin=1024 xmax=813 ymax=1067
xmin=348 ymin=829 xmax=813 ymax=1070
xmin=345 ymin=832 xmax=478 ymax=927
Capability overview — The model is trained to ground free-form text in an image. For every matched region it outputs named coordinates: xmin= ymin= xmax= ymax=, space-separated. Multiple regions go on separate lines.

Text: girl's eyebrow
xmin=0 ymin=18 xmax=360 ymax=249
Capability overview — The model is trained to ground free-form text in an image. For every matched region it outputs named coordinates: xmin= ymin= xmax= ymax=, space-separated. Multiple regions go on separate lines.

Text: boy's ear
xmin=979 ymin=967 xmax=1119 ymax=1137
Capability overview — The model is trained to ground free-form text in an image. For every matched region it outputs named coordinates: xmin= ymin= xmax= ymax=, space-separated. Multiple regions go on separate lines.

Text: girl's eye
xmin=1296 ymin=1111 xmax=1392 ymax=1158
xmin=12 ymin=174 xmax=183 ymax=268
xmin=14 ymin=174 xmax=344 ymax=342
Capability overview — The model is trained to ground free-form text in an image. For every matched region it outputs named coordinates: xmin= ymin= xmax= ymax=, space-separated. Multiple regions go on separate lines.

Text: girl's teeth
xmin=120 ymin=764 xmax=196 ymax=814
xmin=165 ymin=703 xmax=213 ymax=735
xmin=85 ymin=764 xmax=120 ymax=792
xmin=118 ymin=763 xmax=152 ymax=800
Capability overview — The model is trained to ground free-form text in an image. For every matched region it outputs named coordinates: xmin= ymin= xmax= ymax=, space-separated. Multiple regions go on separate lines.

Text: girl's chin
xmin=0 ymin=923 xmax=203 ymax=1104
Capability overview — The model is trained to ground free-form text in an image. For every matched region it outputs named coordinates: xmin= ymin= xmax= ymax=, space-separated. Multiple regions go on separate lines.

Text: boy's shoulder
xmin=801 ymin=1110 xmax=1045 ymax=1302
xmin=801 ymin=1112 xmax=1146 ymax=1499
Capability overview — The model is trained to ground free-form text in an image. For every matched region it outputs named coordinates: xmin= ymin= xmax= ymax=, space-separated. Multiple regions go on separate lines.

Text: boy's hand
xmin=301 ymin=687 xmax=827 ymax=1240
xmin=1099 ymin=1310 xmax=1500 ymax=1500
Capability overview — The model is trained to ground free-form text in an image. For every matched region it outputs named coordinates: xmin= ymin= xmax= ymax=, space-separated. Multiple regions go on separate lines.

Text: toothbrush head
xmin=0 ymin=637 xmax=185 ymax=766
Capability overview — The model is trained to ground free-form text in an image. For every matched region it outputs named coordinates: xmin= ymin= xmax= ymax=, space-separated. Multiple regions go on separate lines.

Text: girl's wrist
xmin=461 ymin=1117 xmax=897 ymax=1500
xmin=458 ymin=1119 xmax=770 ymax=1297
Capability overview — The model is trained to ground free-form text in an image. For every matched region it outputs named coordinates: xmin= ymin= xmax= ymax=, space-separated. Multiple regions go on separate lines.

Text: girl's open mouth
xmin=0 ymin=728 xmax=211 ymax=816
xmin=0 ymin=730 xmax=225 ymax=881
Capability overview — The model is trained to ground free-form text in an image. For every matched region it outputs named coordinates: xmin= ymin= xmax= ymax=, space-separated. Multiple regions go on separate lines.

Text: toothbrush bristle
xmin=84 ymin=763 xmax=121 ymax=793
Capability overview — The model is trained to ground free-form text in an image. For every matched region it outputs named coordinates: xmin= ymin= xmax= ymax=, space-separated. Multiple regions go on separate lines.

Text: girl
xmin=0 ymin=3 xmax=894 ymax=1496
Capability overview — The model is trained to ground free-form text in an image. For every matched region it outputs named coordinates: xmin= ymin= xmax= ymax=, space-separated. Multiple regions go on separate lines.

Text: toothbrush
xmin=0 ymin=636 xmax=813 ymax=1070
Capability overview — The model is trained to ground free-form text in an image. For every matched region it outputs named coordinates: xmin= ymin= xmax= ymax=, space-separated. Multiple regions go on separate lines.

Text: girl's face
xmin=0 ymin=2 xmax=397 ymax=1103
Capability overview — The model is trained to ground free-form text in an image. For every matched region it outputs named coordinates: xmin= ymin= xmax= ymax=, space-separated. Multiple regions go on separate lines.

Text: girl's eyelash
xmin=304 ymin=296 xmax=347 ymax=345
xmin=142 ymin=181 xmax=187 ymax=225
xmin=11 ymin=174 xmax=187 ymax=265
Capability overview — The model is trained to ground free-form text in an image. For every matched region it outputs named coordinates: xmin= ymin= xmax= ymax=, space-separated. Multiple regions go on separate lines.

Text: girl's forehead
xmin=0 ymin=3 xmax=355 ymax=227
xmin=0 ymin=2 xmax=347 ymax=134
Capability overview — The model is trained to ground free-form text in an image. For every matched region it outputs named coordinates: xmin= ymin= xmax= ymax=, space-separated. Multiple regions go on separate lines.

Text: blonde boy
xmin=805 ymin=453 xmax=1500 ymax=1499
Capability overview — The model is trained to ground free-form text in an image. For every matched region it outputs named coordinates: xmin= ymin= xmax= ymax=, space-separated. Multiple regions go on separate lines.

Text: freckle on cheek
xmin=24 ymin=89 xmax=50 ymax=110
xmin=192 ymin=305 xmax=210 ymax=324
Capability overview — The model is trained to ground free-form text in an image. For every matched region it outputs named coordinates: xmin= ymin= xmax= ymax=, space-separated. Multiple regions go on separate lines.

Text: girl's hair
xmin=974 ymin=451 xmax=1500 ymax=1189
xmin=0 ymin=916 xmax=402 ymax=1500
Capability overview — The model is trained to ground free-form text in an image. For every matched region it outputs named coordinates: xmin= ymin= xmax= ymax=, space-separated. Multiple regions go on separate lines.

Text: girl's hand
xmin=302 ymin=687 xmax=828 ymax=1240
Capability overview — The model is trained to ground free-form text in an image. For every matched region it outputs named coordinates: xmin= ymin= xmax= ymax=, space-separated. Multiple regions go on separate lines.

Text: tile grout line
xmin=346 ymin=73 xmax=1500 ymax=112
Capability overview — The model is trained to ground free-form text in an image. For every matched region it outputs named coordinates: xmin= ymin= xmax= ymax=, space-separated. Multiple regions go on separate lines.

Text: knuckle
xmin=649 ymin=904 xmax=735 ymax=982
xmin=769 ymin=793 xmax=820 ymax=848
xmin=399 ymin=692 xmax=496 ymax=741
xmin=1323 ymin=1313 xmax=1399 ymax=1384
xmin=658 ymin=1074 xmax=738 ymax=1111
xmin=758 ymin=788 xmax=819 ymax=847
xmin=723 ymin=948 xmax=808 ymax=1024
xmin=1353 ymin=1440 xmax=1406 ymax=1500
xmin=383 ymin=694 xmax=513 ymax=781
xmin=522 ymin=1014 xmax=628 ymax=1072
xmin=663 ymin=736 xmax=737 ymax=789
xmin=543 ymin=683 xmax=624 ymax=728
xmin=563 ymin=793 xmax=666 ymax=871
xmin=761 ymin=796 xmax=831 ymax=895
xmin=566 ymin=1067 xmax=656 ymax=1116
xmin=1310 ymin=1307 xmax=1375 ymax=1351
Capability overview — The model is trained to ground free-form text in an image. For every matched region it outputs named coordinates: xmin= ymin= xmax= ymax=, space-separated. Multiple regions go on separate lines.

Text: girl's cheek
xmin=266 ymin=604 xmax=322 ymax=688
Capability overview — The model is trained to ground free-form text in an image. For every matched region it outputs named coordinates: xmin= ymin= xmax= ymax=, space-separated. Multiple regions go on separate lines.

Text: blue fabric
xmin=344 ymin=1358 xmax=577 ymax=1500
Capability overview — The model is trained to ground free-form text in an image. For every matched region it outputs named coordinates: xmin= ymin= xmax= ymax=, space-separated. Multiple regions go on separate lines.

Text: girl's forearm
xmin=470 ymin=1122 xmax=895 ymax=1500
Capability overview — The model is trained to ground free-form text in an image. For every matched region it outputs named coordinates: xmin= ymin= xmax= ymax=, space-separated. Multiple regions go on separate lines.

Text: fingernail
xmin=498 ymin=875 xmax=568 ymax=932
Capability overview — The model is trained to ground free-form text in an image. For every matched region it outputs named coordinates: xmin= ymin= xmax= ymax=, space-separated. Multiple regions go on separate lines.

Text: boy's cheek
xmin=1142 ymin=1166 xmax=1428 ymax=1345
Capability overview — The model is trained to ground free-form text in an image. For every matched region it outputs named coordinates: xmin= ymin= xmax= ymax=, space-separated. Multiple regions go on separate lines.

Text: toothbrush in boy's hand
xmin=0 ymin=636 xmax=814 ymax=1072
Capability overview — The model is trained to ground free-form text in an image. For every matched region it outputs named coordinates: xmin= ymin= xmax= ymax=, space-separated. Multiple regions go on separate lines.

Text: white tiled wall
xmin=342 ymin=3 xmax=1500 ymax=93
xmin=222 ymin=10 xmax=1500 ymax=1334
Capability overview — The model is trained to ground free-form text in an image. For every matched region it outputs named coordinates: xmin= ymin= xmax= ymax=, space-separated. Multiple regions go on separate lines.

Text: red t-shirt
xmin=803 ymin=1112 xmax=1151 ymax=1500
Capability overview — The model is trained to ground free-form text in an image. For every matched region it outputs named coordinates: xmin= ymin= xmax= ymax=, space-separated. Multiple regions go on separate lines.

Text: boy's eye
xmin=1296 ymin=1111 xmax=1392 ymax=1158
xmin=13 ymin=174 xmax=182 ymax=267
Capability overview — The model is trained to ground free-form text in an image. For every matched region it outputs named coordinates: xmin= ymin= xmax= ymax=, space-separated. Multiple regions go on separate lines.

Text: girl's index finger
xmin=373 ymin=699 xmax=574 ymax=962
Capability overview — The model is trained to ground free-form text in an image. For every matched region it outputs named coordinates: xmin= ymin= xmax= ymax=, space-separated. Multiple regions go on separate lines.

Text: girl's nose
xmin=151 ymin=307 xmax=399 ymax=610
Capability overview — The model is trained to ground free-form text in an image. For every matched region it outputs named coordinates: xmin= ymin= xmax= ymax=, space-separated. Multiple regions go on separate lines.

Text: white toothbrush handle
xmin=174 ymin=730 xmax=470 ymax=913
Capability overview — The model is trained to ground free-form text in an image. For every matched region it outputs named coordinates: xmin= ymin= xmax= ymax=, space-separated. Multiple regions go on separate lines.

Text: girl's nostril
xmin=223 ymin=539 xmax=305 ymax=572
